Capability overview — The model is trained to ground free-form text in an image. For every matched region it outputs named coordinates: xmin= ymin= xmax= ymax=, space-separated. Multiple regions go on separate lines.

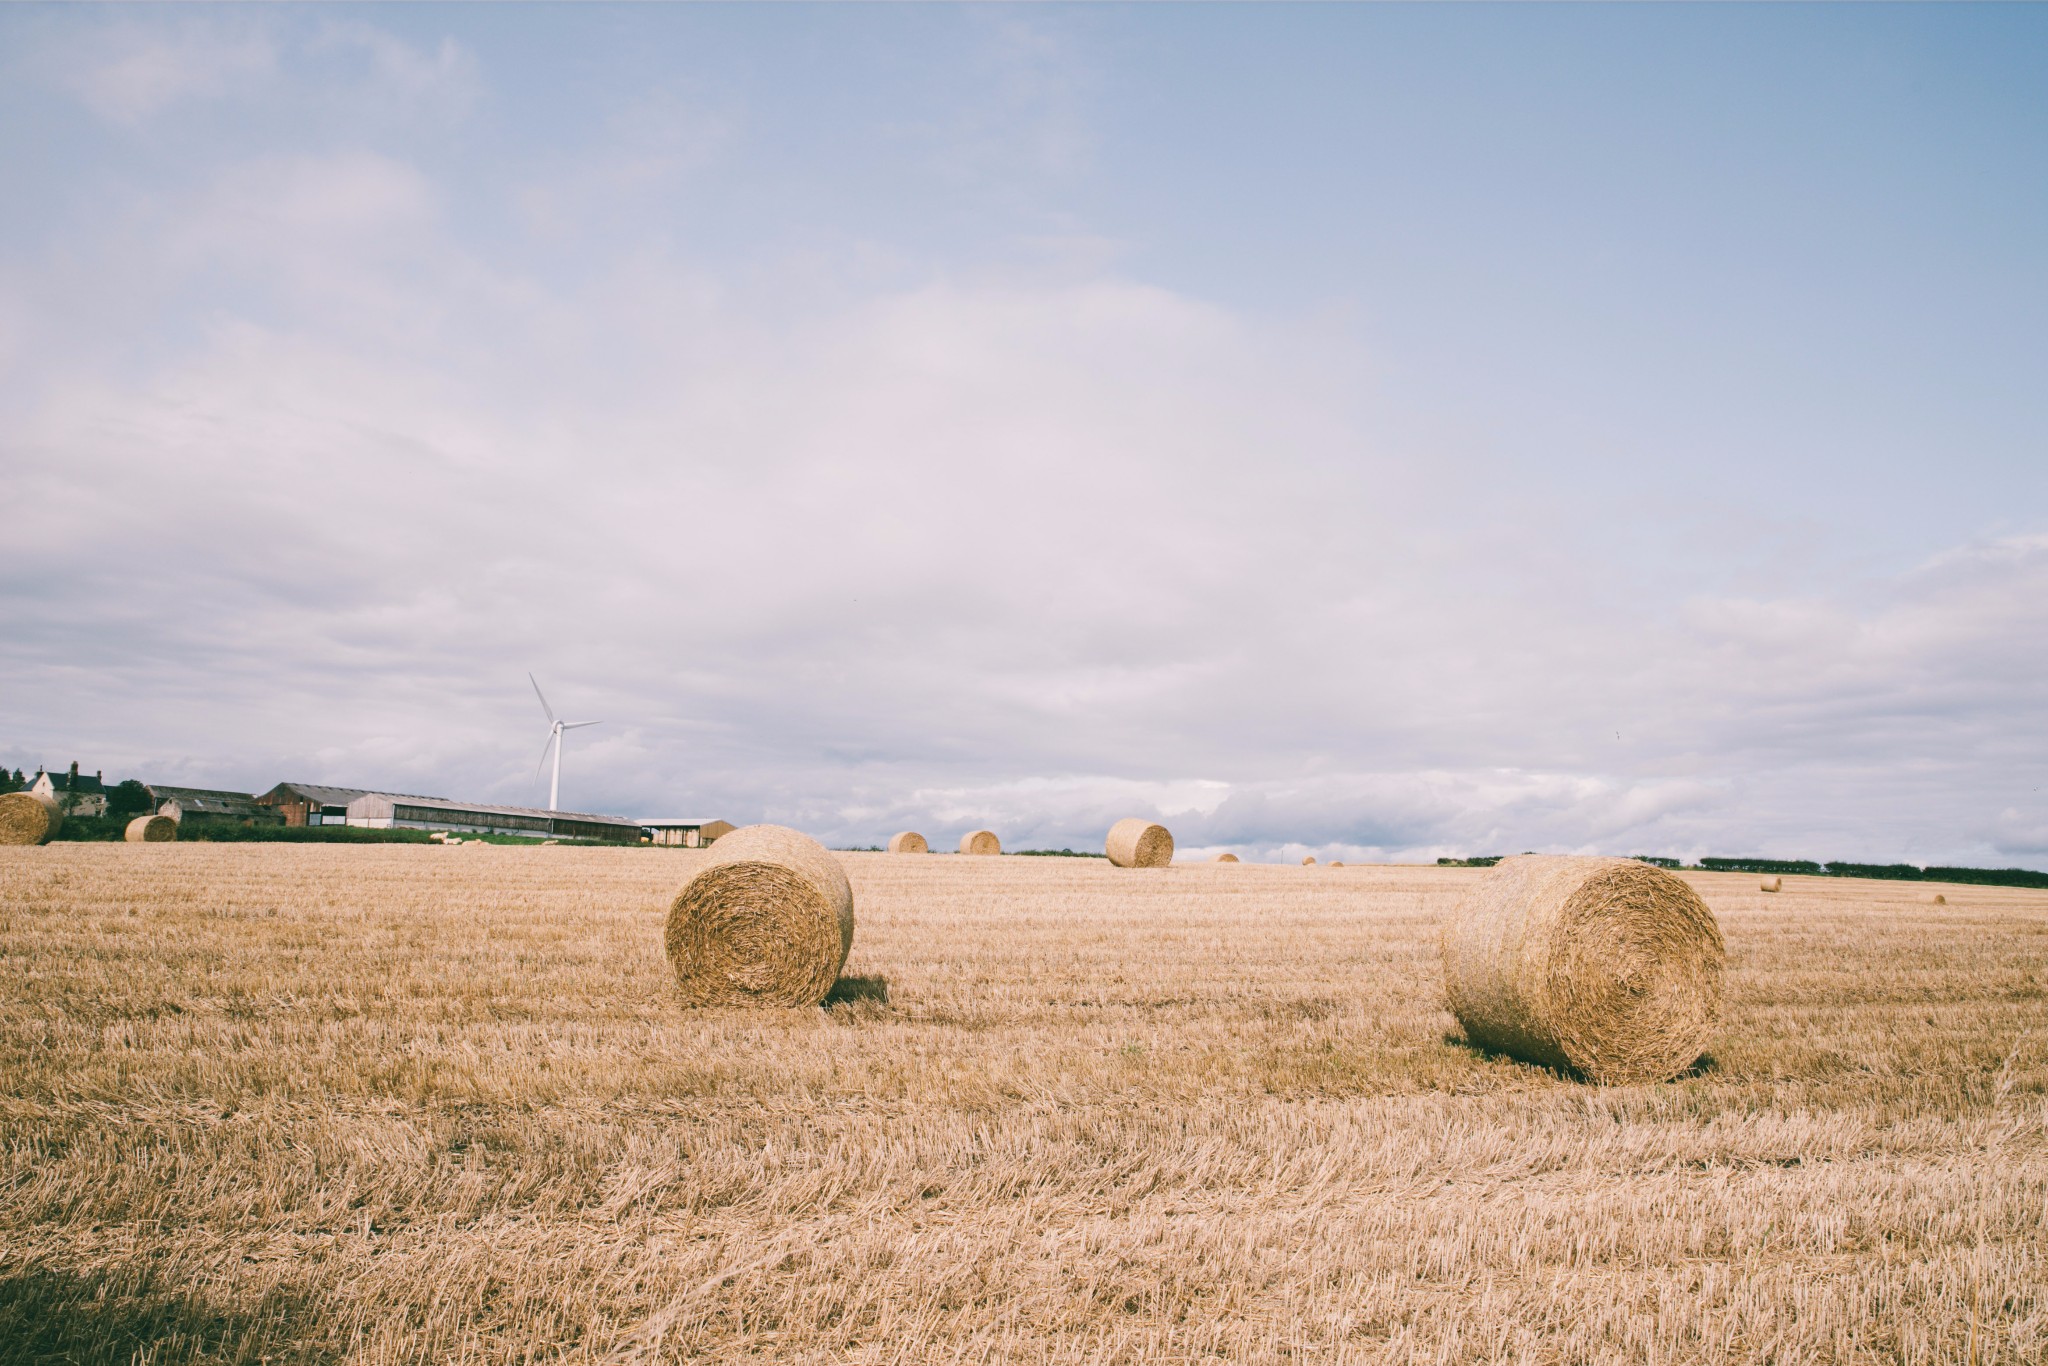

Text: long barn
xmin=346 ymin=794 xmax=642 ymax=844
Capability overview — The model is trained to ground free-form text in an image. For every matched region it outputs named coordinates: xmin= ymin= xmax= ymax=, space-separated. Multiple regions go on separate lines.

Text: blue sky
xmin=2 ymin=4 xmax=2044 ymax=864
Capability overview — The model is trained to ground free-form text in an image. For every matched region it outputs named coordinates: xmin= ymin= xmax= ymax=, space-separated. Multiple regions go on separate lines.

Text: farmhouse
xmin=346 ymin=793 xmax=642 ymax=844
xmin=146 ymin=785 xmax=279 ymax=828
xmin=28 ymin=767 xmax=106 ymax=817
xmin=639 ymin=817 xmax=735 ymax=848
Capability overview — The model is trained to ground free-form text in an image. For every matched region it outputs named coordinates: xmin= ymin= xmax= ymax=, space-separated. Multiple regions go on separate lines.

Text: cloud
xmin=2 ymin=10 xmax=2044 ymax=868
xmin=38 ymin=15 xmax=476 ymax=131
xmin=10 ymin=241 xmax=2042 ymax=866
xmin=310 ymin=22 xmax=478 ymax=113
xmin=58 ymin=21 xmax=276 ymax=125
xmin=1990 ymin=808 xmax=2048 ymax=857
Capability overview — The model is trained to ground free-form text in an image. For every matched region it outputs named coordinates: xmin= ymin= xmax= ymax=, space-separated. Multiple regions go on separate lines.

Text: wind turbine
xmin=530 ymin=673 xmax=601 ymax=812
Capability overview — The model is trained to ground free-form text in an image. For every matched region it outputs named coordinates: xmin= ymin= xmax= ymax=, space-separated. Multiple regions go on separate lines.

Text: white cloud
xmin=3 ymin=12 xmax=2044 ymax=867
xmin=59 ymin=21 xmax=276 ymax=125
xmin=310 ymin=22 xmax=478 ymax=112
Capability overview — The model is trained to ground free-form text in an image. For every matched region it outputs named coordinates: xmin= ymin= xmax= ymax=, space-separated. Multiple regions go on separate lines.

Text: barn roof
xmin=262 ymin=783 xmax=446 ymax=807
xmin=354 ymin=793 xmax=640 ymax=828
xmin=147 ymin=785 xmax=262 ymax=815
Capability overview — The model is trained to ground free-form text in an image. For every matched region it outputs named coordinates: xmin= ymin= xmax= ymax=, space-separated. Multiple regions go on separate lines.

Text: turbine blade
xmin=534 ymin=732 xmax=557 ymax=781
xmin=529 ymin=672 xmax=555 ymax=724
xmin=564 ymin=720 xmax=602 ymax=730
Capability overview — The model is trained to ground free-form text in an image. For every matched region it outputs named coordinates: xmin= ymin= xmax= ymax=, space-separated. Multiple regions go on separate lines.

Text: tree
xmin=0 ymin=768 xmax=21 ymax=795
xmin=107 ymin=780 xmax=155 ymax=820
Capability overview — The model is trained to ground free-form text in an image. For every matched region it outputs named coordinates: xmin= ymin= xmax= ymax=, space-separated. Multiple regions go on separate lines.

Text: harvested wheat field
xmin=1 ymin=849 xmax=2045 ymax=1364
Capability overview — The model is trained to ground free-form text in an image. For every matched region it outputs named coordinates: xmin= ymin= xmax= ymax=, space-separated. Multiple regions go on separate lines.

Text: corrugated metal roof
xmin=149 ymin=785 xmax=264 ymax=815
xmin=637 ymin=818 xmax=727 ymax=827
xmin=358 ymin=793 xmax=640 ymax=827
xmin=267 ymin=783 xmax=446 ymax=807
xmin=148 ymin=785 xmax=257 ymax=804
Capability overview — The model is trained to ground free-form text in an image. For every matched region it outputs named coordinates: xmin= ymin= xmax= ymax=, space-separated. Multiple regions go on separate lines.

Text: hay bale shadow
xmin=0 ymin=1263 xmax=331 ymax=1365
xmin=1442 ymin=1031 xmax=1716 ymax=1082
xmin=824 ymin=974 xmax=890 ymax=1006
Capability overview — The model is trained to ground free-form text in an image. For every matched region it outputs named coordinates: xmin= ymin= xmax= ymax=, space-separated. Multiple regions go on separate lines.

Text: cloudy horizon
xmin=3 ymin=6 xmax=2044 ymax=866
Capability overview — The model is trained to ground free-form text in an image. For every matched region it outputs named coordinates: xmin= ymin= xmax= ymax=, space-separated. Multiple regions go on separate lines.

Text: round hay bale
xmin=1330 ymin=861 xmax=1345 ymax=868
xmin=1760 ymin=877 xmax=1781 ymax=893
xmin=1301 ymin=855 xmax=1316 ymax=866
xmin=887 ymin=831 xmax=928 ymax=854
xmin=1105 ymin=818 xmax=1173 ymax=868
xmin=0 ymin=792 xmax=62 ymax=845
xmin=1929 ymin=892 xmax=1947 ymax=905
xmin=1213 ymin=852 xmax=1239 ymax=863
xmin=1440 ymin=855 xmax=1724 ymax=1084
xmin=959 ymin=829 xmax=1001 ymax=856
xmin=666 ymin=824 xmax=854 ymax=1008
xmin=125 ymin=814 xmax=177 ymax=843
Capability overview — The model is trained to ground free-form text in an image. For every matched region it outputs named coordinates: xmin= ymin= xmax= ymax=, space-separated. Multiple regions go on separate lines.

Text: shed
xmin=257 ymin=783 xmax=442 ymax=827
xmin=146 ymin=785 xmax=279 ymax=827
xmin=348 ymin=794 xmax=643 ymax=844
xmin=638 ymin=818 xmax=735 ymax=848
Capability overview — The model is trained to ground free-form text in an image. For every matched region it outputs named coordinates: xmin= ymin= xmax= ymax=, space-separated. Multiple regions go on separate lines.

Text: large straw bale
xmin=1760 ymin=877 xmax=1781 ymax=893
xmin=959 ymin=829 xmax=1001 ymax=856
xmin=1301 ymin=856 xmax=1316 ymax=866
xmin=887 ymin=831 xmax=928 ymax=854
xmin=0 ymin=792 xmax=62 ymax=845
xmin=1105 ymin=818 xmax=1173 ymax=868
xmin=665 ymin=824 xmax=854 ymax=1008
xmin=1213 ymin=852 xmax=1239 ymax=863
xmin=125 ymin=814 xmax=177 ymax=843
xmin=1440 ymin=855 xmax=1724 ymax=1084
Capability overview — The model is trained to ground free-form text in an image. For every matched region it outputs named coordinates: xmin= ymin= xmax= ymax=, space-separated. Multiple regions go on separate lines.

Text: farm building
xmin=146 ymin=785 xmax=280 ymax=828
xmin=29 ymin=767 xmax=106 ymax=817
xmin=255 ymin=783 xmax=434 ymax=827
xmin=639 ymin=818 xmax=735 ymax=848
xmin=346 ymin=794 xmax=643 ymax=844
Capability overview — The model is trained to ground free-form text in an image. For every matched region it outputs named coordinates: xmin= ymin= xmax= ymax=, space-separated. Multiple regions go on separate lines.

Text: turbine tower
xmin=530 ymin=673 xmax=601 ymax=812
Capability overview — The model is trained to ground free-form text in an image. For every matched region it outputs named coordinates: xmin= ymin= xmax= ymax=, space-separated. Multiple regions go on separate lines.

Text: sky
xmin=1 ymin=4 xmax=2045 ymax=866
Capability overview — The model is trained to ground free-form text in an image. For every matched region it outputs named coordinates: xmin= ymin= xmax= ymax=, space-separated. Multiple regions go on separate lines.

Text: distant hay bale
xmin=1929 ymin=893 xmax=1947 ymax=905
xmin=125 ymin=815 xmax=177 ymax=843
xmin=1105 ymin=818 xmax=1173 ymax=868
xmin=1330 ymin=861 xmax=1345 ymax=868
xmin=666 ymin=824 xmax=854 ymax=1008
xmin=0 ymin=792 xmax=62 ymax=845
xmin=1301 ymin=856 xmax=1316 ymax=866
xmin=1213 ymin=852 xmax=1239 ymax=863
xmin=959 ymin=829 xmax=1001 ymax=856
xmin=887 ymin=831 xmax=928 ymax=854
xmin=1760 ymin=877 xmax=1781 ymax=893
xmin=1440 ymin=855 xmax=1725 ymax=1084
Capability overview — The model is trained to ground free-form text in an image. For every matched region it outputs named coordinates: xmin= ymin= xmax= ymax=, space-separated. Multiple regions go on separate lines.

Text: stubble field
xmin=1 ymin=845 xmax=2045 ymax=1364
